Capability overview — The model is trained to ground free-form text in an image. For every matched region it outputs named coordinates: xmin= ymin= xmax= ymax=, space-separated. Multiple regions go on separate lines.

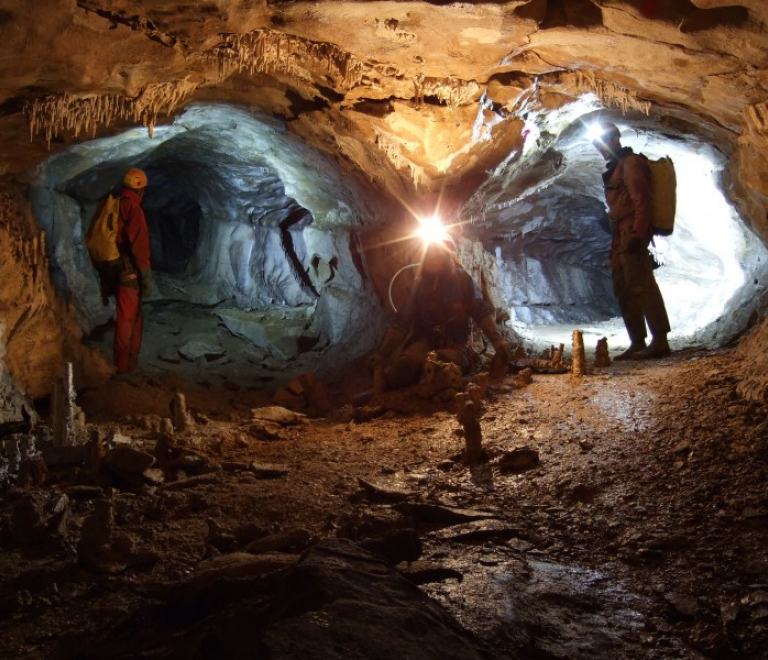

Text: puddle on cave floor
xmin=423 ymin=550 xmax=693 ymax=660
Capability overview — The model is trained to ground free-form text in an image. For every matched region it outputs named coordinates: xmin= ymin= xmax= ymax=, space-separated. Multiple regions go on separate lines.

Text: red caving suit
xmin=114 ymin=187 xmax=150 ymax=374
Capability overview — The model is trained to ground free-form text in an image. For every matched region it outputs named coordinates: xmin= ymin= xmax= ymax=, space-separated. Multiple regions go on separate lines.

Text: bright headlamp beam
xmin=417 ymin=215 xmax=450 ymax=245
xmin=587 ymin=122 xmax=607 ymax=142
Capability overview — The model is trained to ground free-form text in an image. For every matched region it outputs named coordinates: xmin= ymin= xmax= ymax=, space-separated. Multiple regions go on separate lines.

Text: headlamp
xmin=416 ymin=214 xmax=451 ymax=245
xmin=587 ymin=123 xmax=607 ymax=142
xmin=588 ymin=121 xmax=621 ymax=145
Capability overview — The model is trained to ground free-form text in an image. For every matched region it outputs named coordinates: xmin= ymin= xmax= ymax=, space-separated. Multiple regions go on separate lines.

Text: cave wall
xmin=0 ymin=184 xmax=111 ymax=410
xmin=1 ymin=1 xmax=768 ymax=405
xmin=5 ymin=1 xmax=768 ymax=236
xmin=26 ymin=105 xmax=395 ymax=342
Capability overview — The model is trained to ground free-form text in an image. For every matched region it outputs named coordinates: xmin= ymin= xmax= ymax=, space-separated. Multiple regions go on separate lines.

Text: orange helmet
xmin=122 ymin=168 xmax=148 ymax=190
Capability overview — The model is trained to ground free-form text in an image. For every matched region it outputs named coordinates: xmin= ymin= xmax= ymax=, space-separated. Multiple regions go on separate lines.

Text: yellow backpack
xmin=646 ymin=155 xmax=676 ymax=237
xmin=615 ymin=154 xmax=677 ymax=237
xmin=86 ymin=193 xmax=121 ymax=264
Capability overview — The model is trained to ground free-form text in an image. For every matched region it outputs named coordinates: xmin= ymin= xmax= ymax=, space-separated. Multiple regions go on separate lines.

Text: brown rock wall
xmin=735 ymin=315 xmax=768 ymax=404
xmin=0 ymin=182 xmax=110 ymax=407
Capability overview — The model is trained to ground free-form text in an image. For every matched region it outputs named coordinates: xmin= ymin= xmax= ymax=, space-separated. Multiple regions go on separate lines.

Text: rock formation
xmin=0 ymin=1 xmax=767 ymax=407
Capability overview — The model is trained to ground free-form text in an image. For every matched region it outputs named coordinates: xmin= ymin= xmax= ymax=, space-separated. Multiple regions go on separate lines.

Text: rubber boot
xmin=632 ymin=335 xmax=671 ymax=360
xmin=352 ymin=389 xmax=375 ymax=407
xmin=352 ymin=366 xmax=388 ymax=407
xmin=614 ymin=341 xmax=646 ymax=361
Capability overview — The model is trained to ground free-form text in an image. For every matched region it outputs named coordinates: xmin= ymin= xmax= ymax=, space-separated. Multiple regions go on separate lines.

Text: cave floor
xmin=1 ymin=343 xmax=767 ymax=659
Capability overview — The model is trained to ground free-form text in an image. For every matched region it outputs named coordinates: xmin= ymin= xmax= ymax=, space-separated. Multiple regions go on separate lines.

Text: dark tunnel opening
xmin=141 ymin=170 xmax=202 ymax=277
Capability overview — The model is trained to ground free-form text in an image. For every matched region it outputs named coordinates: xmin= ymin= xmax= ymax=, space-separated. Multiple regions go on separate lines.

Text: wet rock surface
xmin=78 ymin=539 xmax=485 ymax=660
xmin=0 ymin=347 xmax=767 ymax=659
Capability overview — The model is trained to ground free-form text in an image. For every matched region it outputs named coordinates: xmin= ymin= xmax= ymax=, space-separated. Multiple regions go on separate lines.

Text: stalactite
xmin=24 ymin=80 xmax=197 ymax=147
xmin=561 ymin=71 xmax=651 ymax=115
xmin=210 ymin=28 xmax=478 ymax=110
xmin=212 ymin=29 xmax=382 ymax=91
xmin=413 ymin=74 xmax=425 ymax=108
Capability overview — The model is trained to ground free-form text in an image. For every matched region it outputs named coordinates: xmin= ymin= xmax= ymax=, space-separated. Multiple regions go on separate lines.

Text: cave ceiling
xmin=2 ymin=0 xmax=768 ymax=242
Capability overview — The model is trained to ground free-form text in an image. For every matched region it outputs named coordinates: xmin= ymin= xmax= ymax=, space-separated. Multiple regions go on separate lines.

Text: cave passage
xmin=27 ymin=104 xmax=390 ymax=373
xmin=460 ymin=109 xmax=768 ymax=352
xmin=140 ymin=170 xmax=202 ymax=277
xmin=26 ymin=103 xmax=768 ymax=373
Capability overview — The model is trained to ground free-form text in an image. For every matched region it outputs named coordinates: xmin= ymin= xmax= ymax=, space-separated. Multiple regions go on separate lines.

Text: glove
xmin=139 ymin=268 xmax=156 ymax=298
xmin=626 ymin=237 xmax=643 ymax=254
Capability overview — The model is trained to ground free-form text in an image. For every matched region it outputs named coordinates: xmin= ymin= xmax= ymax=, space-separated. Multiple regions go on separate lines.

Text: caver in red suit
xmin=114 ymin=168 xmax=154 ymax=374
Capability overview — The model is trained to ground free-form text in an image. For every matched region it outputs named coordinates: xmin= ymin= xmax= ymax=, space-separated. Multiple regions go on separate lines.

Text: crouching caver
xmin=365 ymin=239 xmax=512 ymax=399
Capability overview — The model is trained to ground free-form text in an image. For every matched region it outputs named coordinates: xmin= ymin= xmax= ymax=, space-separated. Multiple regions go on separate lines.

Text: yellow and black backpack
xmin=86 ymin=193 xmax=122 ymax=303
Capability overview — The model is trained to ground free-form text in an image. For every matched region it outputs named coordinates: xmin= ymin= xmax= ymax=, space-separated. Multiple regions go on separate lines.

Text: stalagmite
xmin=170 ymin=392 xmax=195 ymax=433
xmin=466 ymin=381 xmax=483 ymax=408
xmin=572 ymin=330 xmax=585 ymax=380
xmin=455 ymin=391 xmax=482 ymax=465
xmin=594 ymin=337 xmax=611 ymax=367
xmin=52 ymin=362 xmax=80 ymax=447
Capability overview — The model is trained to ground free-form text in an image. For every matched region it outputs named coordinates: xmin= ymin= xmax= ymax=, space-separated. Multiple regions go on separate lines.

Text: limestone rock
xmin=76 ymin=540 xmax=486 ymax=659
xmin=178 ymin=338 xmax=226 ymax=362
xmin=102 ymin=445 xmax=157 ymax=485
xmin=417 ymin=353 xmax=464 ymax=401
xmin=251 ymin=406 xmax=308 ymax=426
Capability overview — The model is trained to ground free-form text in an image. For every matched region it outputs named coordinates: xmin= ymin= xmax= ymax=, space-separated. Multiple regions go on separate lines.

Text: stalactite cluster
xmin=213 ymin=28 xmax=479 ymax=111
xmin=413 ymin=74 xmax=480 ymax=109
xmin=563 ymin=71 xmax=651 ymax=115
xmin=24 ymin=80 xmax=197 ymax=146
xmin=374 ymin=131 xmax=426 ymax=188
xmin=212 ymin=29 xmax=382 ymax=91
xmin=0 ymin=191 xmax=47 ymax=288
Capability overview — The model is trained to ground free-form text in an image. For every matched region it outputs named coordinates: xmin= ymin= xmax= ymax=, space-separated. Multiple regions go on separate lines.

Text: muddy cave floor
xmin=2 ymin=305 xmax=768 ymax=659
